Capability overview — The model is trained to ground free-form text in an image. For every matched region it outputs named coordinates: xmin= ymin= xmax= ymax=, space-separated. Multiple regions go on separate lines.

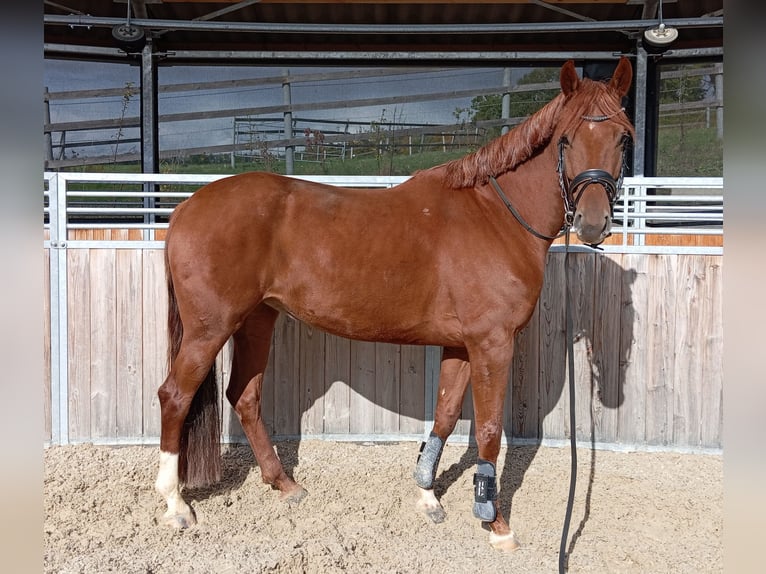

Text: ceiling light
xmin=642 ymin=0 xmax=679 ymax=54
xmin=111 ymin=1 xmax=146 ymax=53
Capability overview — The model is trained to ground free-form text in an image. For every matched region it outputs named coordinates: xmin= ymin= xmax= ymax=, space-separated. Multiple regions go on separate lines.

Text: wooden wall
xmin=44 ymin=247 xmax=723 ymax=450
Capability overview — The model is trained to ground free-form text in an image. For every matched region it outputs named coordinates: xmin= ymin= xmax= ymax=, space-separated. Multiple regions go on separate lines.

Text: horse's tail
xmin=165 ymin=241 xmax=221 ymax=488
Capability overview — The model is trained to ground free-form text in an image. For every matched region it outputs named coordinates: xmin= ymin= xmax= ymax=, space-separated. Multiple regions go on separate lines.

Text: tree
xmin=466 ymin=67 xmax=560 ymax=136
xmin=659 ymin=64 xmax=708 ymax=105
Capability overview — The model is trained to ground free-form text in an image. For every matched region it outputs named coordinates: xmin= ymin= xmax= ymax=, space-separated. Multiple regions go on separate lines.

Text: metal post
xmin=641 ymin=49 xmax=661 ymax=180
xmin=633 ymin=45 xmax=648 ymax=177
xmin=714 ymin=64 xmax=723 ymax=140
xmin=44 ymin=87 xmax=53 ymax=166
xmin=50 ymin=173 xmax=70 ymax=444
xmin=141 ymin=37 xmax=159 ymax=174
xmin=501 ymin=67 xmax=512 ymax=135
xmin=141 ymin=37 xmax=158 ymax=240
xmin=231 ymin=120 xmax=236 ymax=170
xmin=283 ymin=70 xmax=294 ymax=175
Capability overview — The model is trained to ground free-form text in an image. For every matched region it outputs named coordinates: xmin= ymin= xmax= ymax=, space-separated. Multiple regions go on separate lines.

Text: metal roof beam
xmin=529 ymin=0 xmax=595 ymax=23
xmin=193 ymin=0 xmax=264 ymax=22
xmin=44 ymin=43 xmax=722 ymax=62
xmin=44 ymin=14 xmax=724 ymax=35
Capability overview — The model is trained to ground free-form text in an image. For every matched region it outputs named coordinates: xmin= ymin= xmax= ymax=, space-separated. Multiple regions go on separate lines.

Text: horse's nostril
xmin=601 ymin=216 xmax=611 ymax=237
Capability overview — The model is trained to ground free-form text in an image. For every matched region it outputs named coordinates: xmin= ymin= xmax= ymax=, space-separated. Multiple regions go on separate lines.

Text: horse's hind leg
xmin=414 ymin=347 xmax=471 ymax=523
xmin=155 ymin=333 xmax=228 ymax=529
xmin=226 ymin=305 xmax=308 ymax=503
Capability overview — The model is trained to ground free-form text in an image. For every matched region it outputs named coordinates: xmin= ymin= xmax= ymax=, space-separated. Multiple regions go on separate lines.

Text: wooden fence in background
xmin=43 ymin=244 xmax=723 ymax=451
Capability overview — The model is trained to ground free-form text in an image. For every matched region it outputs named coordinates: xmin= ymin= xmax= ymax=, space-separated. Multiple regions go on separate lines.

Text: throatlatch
xmin=413 ymin=432 xmax=444 ymax=489
xmin=473 ymin=459 xmax=498 ymax=522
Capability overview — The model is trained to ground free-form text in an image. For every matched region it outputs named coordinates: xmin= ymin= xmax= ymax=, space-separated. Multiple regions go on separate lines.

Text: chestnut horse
xmin=155 ymin=58 xmax=634 ymax=552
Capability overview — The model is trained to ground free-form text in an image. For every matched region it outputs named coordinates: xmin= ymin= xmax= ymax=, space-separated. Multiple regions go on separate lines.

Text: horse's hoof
xmin=280 ymin=486 xmax=308 ymax=506
xmin=415 ymin=488 xmax=446 ymax=523
xmin=162 ymin=510 xmax=196 ymax=529
xmin=425 ymin=505 xmax=447 ymax=524
xmin=489 ymin=530 xmax=521 ymax=553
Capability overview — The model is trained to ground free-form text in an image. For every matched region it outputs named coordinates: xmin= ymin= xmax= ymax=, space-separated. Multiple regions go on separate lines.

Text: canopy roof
xmin=44 ymin=1 xmax=723 ymax=62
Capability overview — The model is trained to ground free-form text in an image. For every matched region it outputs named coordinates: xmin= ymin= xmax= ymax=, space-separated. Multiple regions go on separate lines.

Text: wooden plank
xmin=67 ymin=249 xmax=91 ymax=441
xmin=645 ymin=234 xmax=723 ymax=248
xmin=260 ymin=318 xmax=278 ymax=436
xmin=273 ymin=314 xmax=301 ymax=435
xmin=219 ymin=337 xmax=242 ymax=441
xmin=111 ymin=228 xmax=129 ymax=241
xmin=300 ymin=323 xmax=326 ymax=435
xmin=700 ymin=256 xmax=723 ymax=448
xmin=47 ymin=68 xmax=443 ymax=101
xmin=568 ymin=252 xmax=596 ymax=443
xmin=349 ymin=340 xmax=376 ymax=434
xmin=616 ymin=253 xmax=648 ymax=445
xmin=324 ymin=334 xmax=351 ymax=434
xmin=141 ymin=249 xmax=167 ymax=439
xmin=89 ymin=249 xmax=117 ymax=439
xmin=511 ymin=302 xmax=540 ymax=439
xmin=591 ymin=253 xmax=623 ymax=443
xmin=644 ymin=255 xmax=677 ymax=446
xmin=374 ymin=343 xmax=400 ymax=434
xmin=539 ymin=252 xmax=567 ymax=439
xmin=115 ymin=249 xmax=143 ymax=438
xmin=399 ymin=344 xmax=426 ymax=434
xmin=672 ymin=255 xmax=704 ymax=447
xmin=454 ymin=383 xmax=474 ymax=440
xmin=43 ymin=248 xmax=52 ymax=441
xmin=47 ymin=84 xmax=518 ymax=137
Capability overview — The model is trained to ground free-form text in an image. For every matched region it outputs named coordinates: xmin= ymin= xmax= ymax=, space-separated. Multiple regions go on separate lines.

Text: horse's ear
xmin=609 ymin=56 xmax=633 ymax=97
xmin=560 ymin=60 xmax=580 ymax=96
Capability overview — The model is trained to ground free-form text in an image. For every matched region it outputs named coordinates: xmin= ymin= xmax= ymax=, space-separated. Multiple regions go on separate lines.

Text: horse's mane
xmin=440 ymin=78 xmax=634 ymax=189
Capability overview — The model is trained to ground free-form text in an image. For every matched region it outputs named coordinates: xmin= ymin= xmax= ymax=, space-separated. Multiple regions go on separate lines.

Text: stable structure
xmin=42 ymin=2 xmax=724 ymax=451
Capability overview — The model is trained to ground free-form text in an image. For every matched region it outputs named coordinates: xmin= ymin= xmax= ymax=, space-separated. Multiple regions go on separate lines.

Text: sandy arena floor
xmin=44 ymin=440 xmax=722 ymax=573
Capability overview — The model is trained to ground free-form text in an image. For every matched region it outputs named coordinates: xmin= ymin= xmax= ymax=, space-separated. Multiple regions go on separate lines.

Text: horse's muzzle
xmin=572 ymin=211 xmax=612 ymax=246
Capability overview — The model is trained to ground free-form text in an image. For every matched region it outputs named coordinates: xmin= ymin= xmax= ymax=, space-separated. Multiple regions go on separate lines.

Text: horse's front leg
xmin=414 ymin=347 xmax=470 ymax=523
xmin=469 ymin=341 xmax=521 ymax=552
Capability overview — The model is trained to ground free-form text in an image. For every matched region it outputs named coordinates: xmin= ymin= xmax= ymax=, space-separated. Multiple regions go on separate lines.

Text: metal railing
xmin=44 ymin=172 xmax=722 ymax=254
xmin=612 ymin=176 xmax=723 ymax=254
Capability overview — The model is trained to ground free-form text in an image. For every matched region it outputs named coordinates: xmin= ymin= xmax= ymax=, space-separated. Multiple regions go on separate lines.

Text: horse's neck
xmin=493 ymin=144 xmax=564 ymax=241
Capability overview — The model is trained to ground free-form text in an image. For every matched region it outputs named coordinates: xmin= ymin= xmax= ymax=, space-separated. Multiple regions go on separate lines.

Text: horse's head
xmin=557 ymin=58 xmax=634 ymax=246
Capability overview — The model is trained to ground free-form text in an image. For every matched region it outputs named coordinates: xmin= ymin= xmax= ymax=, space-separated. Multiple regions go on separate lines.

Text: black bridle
xmin=556 ymin=132 xmax=630 ymax=230
xmin=489 ymin=111 xmax=631 ymax=247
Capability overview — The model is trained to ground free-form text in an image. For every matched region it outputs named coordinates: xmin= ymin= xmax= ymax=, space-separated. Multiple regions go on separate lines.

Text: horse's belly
xmin=264 ymin=292 xmax=463 ymax=347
